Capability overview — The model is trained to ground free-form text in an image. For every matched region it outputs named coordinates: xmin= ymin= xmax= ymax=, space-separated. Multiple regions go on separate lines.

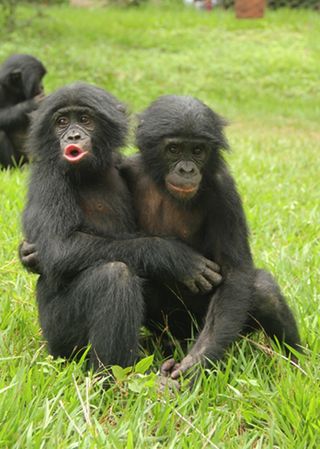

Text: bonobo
xmin=120 ymin=95 xmax=301 ymax=380
xmin=0 ymin=54 xmax=46 ymax=168
xmin=21 ymin=84 xmax=221 ymax=370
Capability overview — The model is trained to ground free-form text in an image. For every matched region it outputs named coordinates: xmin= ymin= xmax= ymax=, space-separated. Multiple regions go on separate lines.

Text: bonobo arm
xmin=21 ymin=158 xmax=221 ymax=293
xmin=0 ymin=99 xmax=38 ymax=131
xmin=161 ymin=172 xmax=256 ymax=380
xmin=20 ymin=232 xmax=222 ymax=294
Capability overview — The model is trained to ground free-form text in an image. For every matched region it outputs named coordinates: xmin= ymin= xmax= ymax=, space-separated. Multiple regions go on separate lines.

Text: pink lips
xmin=167 ymin=182 xmax=197 ymax=194
xmin=63 ymin=144 xmax=88 ymax=163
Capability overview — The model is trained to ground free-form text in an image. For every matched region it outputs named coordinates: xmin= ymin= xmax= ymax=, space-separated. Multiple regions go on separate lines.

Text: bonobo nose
xmin=67 ymin=131 xmax=81 ymax=141
xmin=178 ymin=162 xmax=196 ymax=175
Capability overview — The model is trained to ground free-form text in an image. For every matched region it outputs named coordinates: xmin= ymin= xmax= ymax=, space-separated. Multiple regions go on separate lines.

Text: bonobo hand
xmin=33 ymin=92 xmax=45 ymax=106
xmin=18 ymin=240 xmax=41 ymax=274
xmin=161 ymin=355 xmax=199 ymax=380
xmin=181 ymin=256 xmax=222 ymax=294
xmin=160 ymin=356 xmax=200 ymax=391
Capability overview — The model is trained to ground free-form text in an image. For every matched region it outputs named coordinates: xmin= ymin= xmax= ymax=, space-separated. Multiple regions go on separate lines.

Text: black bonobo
xmin=0 ymin=54 xmax=46 ymax=168
xmin=120 ymin=95 xmax=301 ymax=381
xmin=21 ymin=84 xmax=222 ymax=370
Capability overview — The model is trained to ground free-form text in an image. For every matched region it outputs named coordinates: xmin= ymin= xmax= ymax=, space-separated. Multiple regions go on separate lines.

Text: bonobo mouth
xmin=63 ymin=144 xmax=88 ymax=163
xmin=166 ymin=181 xmax=198 ymax=199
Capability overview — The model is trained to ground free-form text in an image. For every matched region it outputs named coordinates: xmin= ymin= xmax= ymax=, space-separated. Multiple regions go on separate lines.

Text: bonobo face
xmin=163 ymin=137 xmax=209 ymax=200
xmin=54 ymin=106 xmax=95 ymax=165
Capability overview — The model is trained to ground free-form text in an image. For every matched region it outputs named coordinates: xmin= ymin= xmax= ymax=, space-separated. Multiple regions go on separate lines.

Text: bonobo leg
xmin=161 ymin=269 xmax=301 ymax=382
xmin=0 ymin=131 xmax=16 ymax=169
xmin=37 ymin=262 xmax=144 ymax=370
xmin=162 ymin=271 xmax=255 ymax=380
xmin=251 ymin=269 xmax=301 ymax=353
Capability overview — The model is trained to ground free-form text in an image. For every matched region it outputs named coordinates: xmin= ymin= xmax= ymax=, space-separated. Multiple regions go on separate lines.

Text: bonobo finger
xmin=171 ymin=366 xmax=183 ymax=380
xmin=171 ymin=355 xmax=195 ymax=379
xmin=20 ymin=241 xmax=37 ymax=257
xmin=203 ymin=268 xmax=223 ymax=287
xmin=205 ymin=259 xmax=220 ymax=273
xmin=23 ymin=253 xmax=39 ymax=267
xmin=34 ymin=93 xmax=45 ymax=104
xmin=158 ymin=375 xmax=181 ymax=393
xmin=195 ymin=275 xmax=213 ymax=294
xmin=183 ymin=280 xmax=200 ymax=294
xmin=160 ymin=358 xmax=177 ymax=377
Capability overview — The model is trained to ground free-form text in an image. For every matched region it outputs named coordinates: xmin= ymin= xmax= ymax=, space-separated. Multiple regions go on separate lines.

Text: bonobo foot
xmin=161 ymin=355 xmax=200 ymax=379
xmin=159 ymin=355 xmax=202 ymax=390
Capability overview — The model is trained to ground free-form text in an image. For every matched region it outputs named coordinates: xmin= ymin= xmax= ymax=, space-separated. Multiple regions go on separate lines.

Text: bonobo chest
xmin=78 ymin=168 xmax=135 ymax=234
xmin=134 ymin=174 xmax=205 ymax=244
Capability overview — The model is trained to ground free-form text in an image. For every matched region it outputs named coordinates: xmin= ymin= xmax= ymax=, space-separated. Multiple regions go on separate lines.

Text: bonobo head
xmin=0 ymin=54 xmax=46 ymax=100
xmin=136 ymin=95 xmax=229 ymax=201
xmin=28 ymin=83 xmax=128 ymax=172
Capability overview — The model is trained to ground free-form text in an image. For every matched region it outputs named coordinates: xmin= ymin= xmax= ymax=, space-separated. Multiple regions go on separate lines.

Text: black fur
xmin=22 ymin=84 xmax=222 ymax=369
xmin=124 ymin=95 xmax=301 ymax=379
xmin=0 ymin=54 xmax=46 ymax=168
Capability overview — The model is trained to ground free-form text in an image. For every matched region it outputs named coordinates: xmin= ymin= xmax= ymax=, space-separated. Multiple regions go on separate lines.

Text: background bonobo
xmin=121 ymin=95 xmax=301 ymax=380
xmin=0 ymin=54 xmax=46 ymax=168
xmin=21 ymin=83 xmax=221 ymax=370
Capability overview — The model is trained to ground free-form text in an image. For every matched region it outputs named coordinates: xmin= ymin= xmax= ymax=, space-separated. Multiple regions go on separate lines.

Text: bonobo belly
xmin=81 ymin=197 xmax=129 ymax=234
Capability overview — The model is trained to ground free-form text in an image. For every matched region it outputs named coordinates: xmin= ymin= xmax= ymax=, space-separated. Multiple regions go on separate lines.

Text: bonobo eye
xmin=56 ymin=116 xmax=69 ymax=128
xmin=192 ymin=147 xmax=204 ymax=156
xmin=167 ymin=145 xmax=179 ymax=155
xmin=80 ymin=115 xmax=91 ymax=126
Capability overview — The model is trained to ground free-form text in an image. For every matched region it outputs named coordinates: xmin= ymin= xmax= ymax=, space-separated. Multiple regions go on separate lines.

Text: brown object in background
xmin=235 ymin=0 xmax=266 ymax=18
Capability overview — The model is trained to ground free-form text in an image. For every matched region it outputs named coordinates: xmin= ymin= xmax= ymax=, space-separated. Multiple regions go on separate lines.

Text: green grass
xmin=1 ymin=4 xmax=320 ymax=448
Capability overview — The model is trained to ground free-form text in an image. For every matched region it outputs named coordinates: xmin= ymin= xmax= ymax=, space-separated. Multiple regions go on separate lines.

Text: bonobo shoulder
xmin=214 ymin=162 xmax=238 ymax=192
xmin=119 ymin=153 xmax=142 ymax=170
xmin=118 ymin=153 xmax=144 ymax=188
xmin=112 ymin=152 xmax=124 ymax=169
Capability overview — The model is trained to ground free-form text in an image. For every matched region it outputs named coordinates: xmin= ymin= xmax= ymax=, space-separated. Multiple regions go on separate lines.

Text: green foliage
xmin=0 ymin=0 xmax=18 ymax=31
xmin=0 ymin=5 xmax=319 ymax=448
xmin=21 ymin=0 xmax=67 ymax=3
xmin=0 ymin=0 xmax=66 ymax=32
xmin=111 ymin=356 xmax=157 ymax=396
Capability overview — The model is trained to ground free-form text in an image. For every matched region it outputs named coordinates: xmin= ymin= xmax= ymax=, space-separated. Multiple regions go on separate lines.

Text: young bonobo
xmin=0 ymin=54 xmax=46 ymax=168
xmin=21 ymin=84 xmax=221 ymax=370
xmin=121 ymin=95 xmax=301 ymax=381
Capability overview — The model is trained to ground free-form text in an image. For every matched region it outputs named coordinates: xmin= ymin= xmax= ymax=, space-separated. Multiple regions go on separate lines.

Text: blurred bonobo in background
xmin=0 ymin=54 xmax=46 ymax=168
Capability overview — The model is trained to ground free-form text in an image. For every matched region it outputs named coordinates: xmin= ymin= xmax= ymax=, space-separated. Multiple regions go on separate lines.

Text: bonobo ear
xmin=9 ymin=69 xmax=22 ymax=86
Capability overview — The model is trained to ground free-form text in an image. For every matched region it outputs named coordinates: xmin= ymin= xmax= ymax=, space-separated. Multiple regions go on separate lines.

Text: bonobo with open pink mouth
xmin=63 ymin=144 xmax=88 ymax=163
